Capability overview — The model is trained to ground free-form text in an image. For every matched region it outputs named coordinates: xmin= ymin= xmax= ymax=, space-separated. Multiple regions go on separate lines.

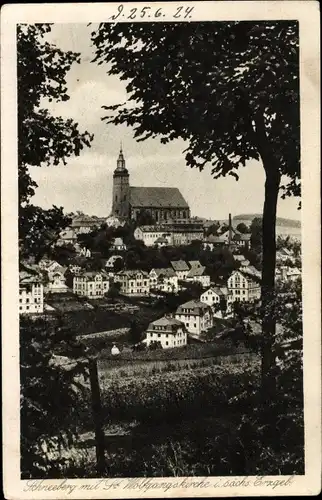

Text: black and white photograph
xmin=1 ymin=2 xmax=321 ymax=498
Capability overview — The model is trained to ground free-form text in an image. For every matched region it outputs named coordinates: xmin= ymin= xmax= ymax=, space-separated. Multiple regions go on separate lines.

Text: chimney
xmin=228 ymin=213 xmax=232 ymax=246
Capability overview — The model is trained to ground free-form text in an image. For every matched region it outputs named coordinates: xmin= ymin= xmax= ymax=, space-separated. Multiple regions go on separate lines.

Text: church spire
xmin=116 ymin=144 xmax=126 ymax=171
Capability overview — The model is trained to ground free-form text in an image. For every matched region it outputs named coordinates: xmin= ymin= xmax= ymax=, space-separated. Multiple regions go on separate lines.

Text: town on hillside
xmin=19 ymin=147 xmax=301 ymax=350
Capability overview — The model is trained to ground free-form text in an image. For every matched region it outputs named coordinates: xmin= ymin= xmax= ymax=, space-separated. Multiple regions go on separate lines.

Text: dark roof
xmin=130 ymin=187 xmax=189 ymax=209
xmin=204 ymin=235 xmax=225 ymax=243
xmin=171 ymin=260 xmax=189 ymax=272
xmin=176 ymin=300 xmax=211 ymax=315
xmin=147 ymin=316 xmax=184 ymax=331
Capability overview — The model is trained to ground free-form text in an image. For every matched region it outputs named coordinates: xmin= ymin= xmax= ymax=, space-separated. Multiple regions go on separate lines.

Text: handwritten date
xmin=109 ymin=5 xmax=194 ymax=21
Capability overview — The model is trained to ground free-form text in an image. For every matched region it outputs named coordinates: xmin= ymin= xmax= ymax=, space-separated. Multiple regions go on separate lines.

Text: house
xmin=134 ymin=221 xmax=203 ymax=247
xmin=200 ymin=286 xmax=233 ymax=316
xmin=68 ymin=263 xmax=82 ymax=275
xmin=175 ymin=300 xmax=213 ymax=336
xmin=149 ymin=268 xmax=179 ymax=293
xmin=276 ymin=248 xmax=295 ymax=265
xmin=105 ymin=215 xmax=126 ymax=228
xmin=111 ymin=237 xmax=127 ymax=251
xmin=47 ymin=265 xmax=69 ymax=293
xmin=114 ymin=270 xmax=150 ymax=296
xmin=154 ymin=236 xmax=169 ymax=248
xmin=70 ymin=214 xmax=105 ymax=234
xmin=145 ymin=316 xmax=187 ymax=349
xmin=227 ymin=267 xmax=261 ymax=303
xmin=73 ymin=271 xmax=110 ymax=298
xmin=105 ymin=255 xmax=124 ymax=270
xmin=170 ymin=260 xmax=190 ymax=280
xmin=19 ymin=268 xmax=44 ymax=314
xmin=185 ymin=265 xmax=210 ymax=288
xmin=134 ymin=226 xmax=171 ymax=246
xmin=56 ymin=228 xmax=77 ymax=246
xmin=276 ymin=266 xmax=301 ymax=283
xmin=38 ymin=259 xmax=60 ymax=272
xmin=203 ymin=234 xmax=226 ymax=251
xmin=232 ymin=233 xmax=251 ymax=249
xmin=79 ymin=247 xmax=91 ymax=258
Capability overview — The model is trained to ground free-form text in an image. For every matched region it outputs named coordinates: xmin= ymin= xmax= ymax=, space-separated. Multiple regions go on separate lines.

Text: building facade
xmin=111 ymin=147 xmax=191 ymax=222
xmin=114 ymin=270 xmax=150 ymax=295
xmin=170 ymin=260 xmax=190 ymax=280
xmin=145 ymin=316 xmax=187 ymax=349
xmin=175 ymin=300 xmax=213 ymax=336
xmin=200 ymin=286 xmax=233 ymax=316
xmin=227 ymin=269 xmax=261 ymax=303
xmin=19 ymin=269 xmax=44 ymax=314
xmin=149 ymin=268 xmax=179 ymax=293
xmin=73 ymin=271 xmax=110 ymax=298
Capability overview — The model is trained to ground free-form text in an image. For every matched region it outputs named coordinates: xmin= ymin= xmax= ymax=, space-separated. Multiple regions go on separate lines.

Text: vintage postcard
xmin=1 ymin=1 xmax=321 ymax=498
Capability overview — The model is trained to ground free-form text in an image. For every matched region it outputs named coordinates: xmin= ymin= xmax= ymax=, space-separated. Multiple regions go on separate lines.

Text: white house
xmin=276 ymin=266 xmax=301 ymax=283
xmin=79 ymin=247 xmax=91 ymax=258
xmin=185 ymin=265 xmax=210 ymax=288
xmin=111 ymin=237 xmax=127 ymax=251
xmin=276 ymin=248 xmax=295 ymax=265
xmin=105 ymin=255 xmax=124 ymax=270
xmin=134 ymin=226 xmax=171 ymax=246
xmin=175 ymin=300 xmax=213 ymax=336
xmin=170 ymin=260 xmax=190 ymax=280
xmin=200 ymin=286 xmax=233 ymax=317
xmin=145 ymin=316 xmax=187 ymax=349
xmin=73 ymin=271 xmax=110 ymax=298
xmin=149 ymin=268 xmax=179 ymax=293
xmin=203 ymin=234 xmax=226 ymax=251
xmin=227 ymin=267 xmax=261 ymax=303
xmin=114 ymin=270 xmax=150 ymax=296
xmin=19 ymin=269 xmax=44 ymax=314
xmin=105 ymin=215 xmax=126 ymax=228
xmin=47 ymin=265 xmax=69 ymax=293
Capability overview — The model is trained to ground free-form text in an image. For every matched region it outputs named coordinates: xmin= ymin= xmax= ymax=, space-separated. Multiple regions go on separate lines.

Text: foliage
xmin=135 ymin=208 xmax=156 ymax=226
xmin=236 ymin=222 xmax=249 ymax=234
xmin=205 ymin=222 xmax=220 ymax=236
xmin=19 ymin=204 xmax=72 ymax=263
xmin=249 ymin=217 xmax=263 ymax=255
xmin=18 ymin=24 xmax=93 ymax=260
xmin=128 ymin=319 xmax=143 ymax=344
xmin=92 ymin=21 xmax=300 ymax=387
xmin=49 ymin=243 xmax=77 ymax=267
xmin=99 ymin=361 xmax=259 ymax=424
xmin=20 ymin=315 xmax=88 ymax=478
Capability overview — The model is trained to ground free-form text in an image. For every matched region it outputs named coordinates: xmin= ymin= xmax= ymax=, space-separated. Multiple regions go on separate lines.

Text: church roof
xmin=130 ymin=187 xmax=189 ymax=209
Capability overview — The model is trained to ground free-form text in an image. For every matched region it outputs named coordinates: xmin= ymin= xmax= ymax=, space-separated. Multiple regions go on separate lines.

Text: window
xmin=165 ymin=341 xmax=168 ymax=346
xmin=194 ymin=323 xmax=196 ymax=328
xmin=158 ymin=333 xmax=161 ymax=338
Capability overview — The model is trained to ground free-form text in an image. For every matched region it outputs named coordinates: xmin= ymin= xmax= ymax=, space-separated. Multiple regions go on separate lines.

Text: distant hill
xmin=233 ymin=214 xmax=301 ymax=228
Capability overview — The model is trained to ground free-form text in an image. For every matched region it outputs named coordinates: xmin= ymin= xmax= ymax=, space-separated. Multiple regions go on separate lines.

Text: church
xmin=112 ymin=147 xmax=191 ymax=222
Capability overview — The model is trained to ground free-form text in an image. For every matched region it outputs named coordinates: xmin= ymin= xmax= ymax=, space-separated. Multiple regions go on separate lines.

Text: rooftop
xmin=130 ymin=186 xmax=189 ymax=209
xmin=176 ymin=300 xmax=211 ymax=314
xmin=170 ymin=260 xmax=190 ymax=272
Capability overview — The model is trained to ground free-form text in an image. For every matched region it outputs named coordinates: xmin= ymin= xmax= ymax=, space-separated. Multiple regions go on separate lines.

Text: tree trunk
xmin=88 ymin=358 xmax=106 ymax=476
xmin=261 ymin=165 xmax=281 ymax=402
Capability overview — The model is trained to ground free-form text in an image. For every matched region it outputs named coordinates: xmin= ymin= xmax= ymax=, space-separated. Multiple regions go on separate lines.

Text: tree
xmin=18 ymin=24 xmax=93 ymax=260
xmin=20 ymin=315 xmax=88 ymax=478
xmin=128 ymin=319 xmax=143 ymax=344
xmin=135 ymin=209 xmax=156 ymax=226
xmin=250 ymin=217 xmax=263 ymax=255
xmin=236 ymin=222 xmax=249 ymax=234
xmin=206 ymin=222 xmax=220 ymax=237
xmin=92 ymin=22 xmax=300 ymax=397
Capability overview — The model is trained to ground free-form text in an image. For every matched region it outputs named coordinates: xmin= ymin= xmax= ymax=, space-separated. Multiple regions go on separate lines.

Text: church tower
xmin=112 ymin=146 xmax=130 ymax=219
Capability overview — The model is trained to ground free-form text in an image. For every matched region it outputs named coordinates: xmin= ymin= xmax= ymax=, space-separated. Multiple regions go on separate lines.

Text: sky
xmin=28 ymin=23 xmax=300 ymax=221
